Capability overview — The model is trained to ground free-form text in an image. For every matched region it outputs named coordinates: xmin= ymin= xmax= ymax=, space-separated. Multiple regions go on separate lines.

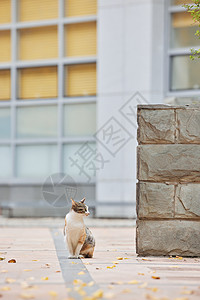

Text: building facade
xmin=0 ymin=0 xmax=199 ymax=217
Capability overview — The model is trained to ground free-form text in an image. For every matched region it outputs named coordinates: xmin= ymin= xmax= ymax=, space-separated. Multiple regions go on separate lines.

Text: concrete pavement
xmin=0 ymin=218 xmax=200 ymax=300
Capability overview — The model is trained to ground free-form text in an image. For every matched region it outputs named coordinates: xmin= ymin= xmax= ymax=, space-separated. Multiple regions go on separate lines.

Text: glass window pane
xmin=19 ymin=26 xmax=58 ymax=60
xmin=0 ymin=146 xmax=11 ymax=178
xmin=17 ymin=106 xmax=57 ymax=138
xmin=171 ymin=55 xmax=200 ymax=90
xmin=0 ymin=108 xmax=10 ymax=139
xmin=16 ymin=145 xmax=58 ymax=178
xmin=18 ymin=67 xmax=58 ymax=99
xmin=64 ymin=103 xmax=96 ymax=137
xmin=0 ymin=31 xmax=11 ymax=62
xmin=0 ymin=70 xmax=11 ymax=101
xmin=65 ymin=0 xmax=97 ymax=17
xmin=63 ymin=143 xmax=96 ymax=182
xmin=0 ymin=0 xmax=11 ymax=24
xmin=65 ymin=22 xmax=96 ymax=57
xmin=65 ymin=64 xmax=96 ymax=97
xmin=18 ymin=0 xmax=58 ymax=22
xmin=171 ymin=12 xmax=200 ymax=48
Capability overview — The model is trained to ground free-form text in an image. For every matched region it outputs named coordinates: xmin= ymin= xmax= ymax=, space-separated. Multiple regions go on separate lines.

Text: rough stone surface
xmin=137 ymin=182 xmax=174 ymax=218
xmin=136 ymin=220 xmax=200 ymax=256
xmin=138 ymin=144 xmax=200 ymax=182
xmin=137 ymin=109 xmax=175 ymax=144
xmin=177 ymin=108 xmax=200 ymax=143
xmin=175 ymin=184 xmax=200 ymax=218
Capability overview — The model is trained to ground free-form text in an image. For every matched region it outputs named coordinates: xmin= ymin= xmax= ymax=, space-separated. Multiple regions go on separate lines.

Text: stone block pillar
xmin=136 ymin=105 xmax=200 ymax=257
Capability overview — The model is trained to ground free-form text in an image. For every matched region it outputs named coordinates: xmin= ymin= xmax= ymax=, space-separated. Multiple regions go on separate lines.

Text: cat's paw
xmin=78 ymin=255 xmax=84 ymax=259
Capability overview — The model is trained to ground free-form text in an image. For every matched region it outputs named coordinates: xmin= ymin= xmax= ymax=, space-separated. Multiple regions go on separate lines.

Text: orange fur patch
xmin=78 ymin=228 xmax=86 ymax=244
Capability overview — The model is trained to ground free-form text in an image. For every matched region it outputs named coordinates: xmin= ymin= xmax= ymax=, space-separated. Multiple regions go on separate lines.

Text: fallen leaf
xmin=23 ymin=269 xmax=32 ymax=272
xmin=128 ymin=280 xmax=139 ymax=285
xmin=5 ymin=278 xmax=16 ymax=283
xmin=32 ymin=260 xmax=38 ymax=262
xmin=124 ymin=258 xmax=130 ymax=260
xmin=71 ymin=262 xmax=78 ymax=265
xmin=0 ymin=286 xmax=11 ymax=291
xmin=107 ymin=265 xmax=116 ymax=269
xmin=84 ymin=262 xmax=91 ymax=265
xmin=92 ymin=289 xmax=104 ymax=298
xmin=88 ymin=281 xmax=94 ymax=287
xmin=0 ymin=270 xmax=8 ymax=273
xmin=116 ymin=257 xmax=123 ymax=260
xmin=8 ymin=259 xmax=16 ymax=263
xmin=56 ymin=270 xmax=61 ymax=273
xmin=139 ymin=282 xmax=148 ymax=288
xmin=48 ymin=291 xmax=57 ymax=297
xmin=20 ymin=293 xmax=35 ymax=299
xmin=112 ymin=261 xmax=119 ymax=264
xmin=181 ymin=290 xmax=194 ymax=295
xmin=176 ymin=256 xmax=183 ymax=260
xmin=122 ymin=289 xmax=131 ymax=293
xmin=104 ymin=292 xmax=114 ymax=299
xmin=78 ymin=271 xmax=85 ymax=275
xmin=41 ymin=277 xmax=49 ymax=281
xmin=0 ymin=257 xmax=5 ymax=261
xmin=142 ymin=258 xmax=150 ymax=261
xmin=73 ymin=279 xmax=83 ymax=285
xmin=138 ymin=273 xmax=145 ymax=275
xmin=145 ymin=294 xmax=157 ymax=300
xmin=151 ymin=276 xmax=160 ymax=280
xmin=149 ymin=287 xmax=159 ymax=292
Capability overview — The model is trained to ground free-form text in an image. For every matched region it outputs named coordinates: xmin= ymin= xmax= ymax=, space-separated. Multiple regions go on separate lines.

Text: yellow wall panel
xmin=0 ymin=70 xmax=11 ymax=100
xmin=0 ymin=31 xmax=11 ymax=62
xmin=65 ymin=22 xmax=96 ymax=57
xmin=0 ymin=0 xmax=11 ymax=24
xmin=19 ymin=26 xmax=58 ymax=60
xmin=19 ymin=67 xmax=58 ymax=99
xmin=172 ymin=12 xmax=194 ymax=28
xmin=66 ymin=63 xmax=96 ymax=97
xmin=19 ymin=0 xmax=58 ymax=22
xmin=65 ymin=0 xmax=97 ymax=17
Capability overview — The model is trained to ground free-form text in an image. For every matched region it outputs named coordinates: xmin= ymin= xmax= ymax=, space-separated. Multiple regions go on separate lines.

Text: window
xmin=19 ymin=26 xmax=58 ymax=60
xmin=65 ymin=22 xmax=96 ymax=57
xmin=0 ymin=108 xmax=10 ymax=139
xmin=65 ymin=0 xmax=97 ymax=17
xmin=0 ymin=70 xmax=11 ymax=101
xmin=0 ymin=0 xmax=11 ymax=24
xmin=64 ymin=103 xmax=96 ymax=136
xmin=18 ymin=67 xmax=58 ymax=99
xmin=18 ymin=0 xmax=58 ymax=22
xmin=0 ymin=31 xmax=11 ymax=62
xmin=17 ymin=106 xmax=58 ymax=138
xmin=65 ymin=63 xmax=96 ymax=97
xmin=0 ymin=146 xmax=11 ymax=178
xmin=168 ymin=2 xmax=200 ymax=92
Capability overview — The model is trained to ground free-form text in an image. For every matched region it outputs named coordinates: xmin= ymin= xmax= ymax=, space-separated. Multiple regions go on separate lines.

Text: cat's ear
xmin=80 ymin=197 xmax=85 ymax=203
xmin=71 ymin=198 xmax=76 ymax=206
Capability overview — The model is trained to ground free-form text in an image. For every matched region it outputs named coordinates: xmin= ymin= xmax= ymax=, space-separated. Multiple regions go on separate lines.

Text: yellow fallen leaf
xmin=0 ymin=286 xmax=11 ymax=291
xmin=176 ymin=256 xmax=183 ymax=260
xmin=116 ymin=257 xmax=123 ymax=260
xmin=41 ymin=277 xmax=49 ymax=281
xmin=128 ymin=280 xmax=139 ymax=285
xmin=78 ymin=271 xmax=85 ymax=275
xmin=5 ymin=278 xmax=16 ymax=283
xmin=124 ymin=258 xmax=130 ymax=260
xmin=139 ymin=282 xmax=148 ymax=288
xmin=71 ymin=262 xmax=78 ymax=265
xmin=20 ymin=293 xmax=35 ymax=299
xmin=32 ymin=260 xmax=38 ymax=262
xmin=181 ymin=290 xmax=194 ymax=295
xmin=88 ymin=281 xmax=94 ymax=287
xmin=142 ymin=258 xmax=150 ymax=261
xmin=92 ymin=289 xmax=104 ymax=298
xmin=8 ymin=259 xmax=16 ymax=263
xmin=84 ymin=262 xmax=91 ymax=265
xmin=0 ymin=257 xmax=5 ymax=260
xmin=149 ymin=287 xmax=159 ymax=292
xmin=112 ymin=261 xmax=119 ymax=264
xmin=48 ymin=291 xmax=58 ymax=297
xmin=122 ymin=289 xmax=131 ymax=293
xmin=151 ymin=276 xmax=160 ymax=280
xmin=138 ymin=273 xmax=145 ymax=275
xmin=104 ymin=292 xmax=114 ymax=299
xmin=0 ymin=269 xmax=8 ymax=273
xmin=23 ymin=269 xmax=32 ymax=272
xmin=73 ymin=279 xmax=83 ymax=285
xmin=107 ymin=265 xmax=116 ymax=269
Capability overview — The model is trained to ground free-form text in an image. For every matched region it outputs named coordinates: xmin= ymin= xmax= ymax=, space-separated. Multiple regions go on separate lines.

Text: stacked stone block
xmin=136 ymin=105 xmax=200 ymax=257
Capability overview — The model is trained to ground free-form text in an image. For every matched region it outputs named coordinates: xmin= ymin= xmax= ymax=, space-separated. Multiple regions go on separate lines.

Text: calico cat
xmin=64 ymin=197 xmax=95 ymax=259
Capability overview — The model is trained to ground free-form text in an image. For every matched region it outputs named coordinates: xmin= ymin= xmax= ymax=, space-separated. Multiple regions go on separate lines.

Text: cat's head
xmin=70 ymin=198 xmax=90 ymax=216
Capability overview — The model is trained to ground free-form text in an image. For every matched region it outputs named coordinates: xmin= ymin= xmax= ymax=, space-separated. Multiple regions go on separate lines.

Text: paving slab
xmin=0 ymin=225 xmax=200 ymax=300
